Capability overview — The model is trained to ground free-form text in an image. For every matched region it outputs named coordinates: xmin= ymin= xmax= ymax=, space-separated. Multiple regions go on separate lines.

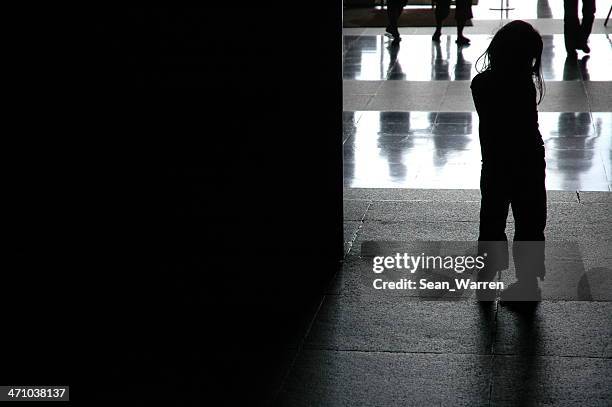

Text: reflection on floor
xmin=344 ymin=111 xmax=612 ymax=191
xmin=344 ymin=34 xmax=612 ymax=81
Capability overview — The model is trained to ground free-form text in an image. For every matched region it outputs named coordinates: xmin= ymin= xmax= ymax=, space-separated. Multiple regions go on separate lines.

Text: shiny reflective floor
xmin=343 ymin=111 xmax=612 ymax=191
xmin=344 ymin=34 xmax=612 ymax=81
xmin=343 ymin=7 xmax=612 ymax=191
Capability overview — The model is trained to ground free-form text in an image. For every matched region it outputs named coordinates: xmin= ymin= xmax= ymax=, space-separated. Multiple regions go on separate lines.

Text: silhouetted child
xmin=471 ymin=21 xmax=546 ymax=301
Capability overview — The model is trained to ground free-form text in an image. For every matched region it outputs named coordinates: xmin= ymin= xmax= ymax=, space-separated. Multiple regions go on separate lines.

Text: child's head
xmin=477 ymin=20 xmax=545 ymax=101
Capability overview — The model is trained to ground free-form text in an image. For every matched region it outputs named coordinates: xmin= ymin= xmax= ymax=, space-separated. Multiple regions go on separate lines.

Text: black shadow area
xmin=7 ymin=6 xmax=344 ymax=405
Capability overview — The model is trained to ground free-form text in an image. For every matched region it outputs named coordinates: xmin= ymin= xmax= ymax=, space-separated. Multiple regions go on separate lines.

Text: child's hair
xmin=476 ymin=20 xmax=545 ymax=104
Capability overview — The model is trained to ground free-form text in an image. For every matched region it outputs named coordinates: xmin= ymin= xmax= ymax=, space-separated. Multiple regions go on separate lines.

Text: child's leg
xmin=511 ymin=168 xmax=547 ymax=242
xmin=477 ymin=172 xmax=510 ymax=298
xmin=479 ymin=173 xmax=510 ymax=242
xmin=510 ymin=159 xmax=546 ymax=284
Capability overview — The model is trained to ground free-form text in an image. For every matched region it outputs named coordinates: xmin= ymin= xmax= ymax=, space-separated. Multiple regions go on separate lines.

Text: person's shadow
xmin=476 ymin=241 xmax=542 ymax=405
xmin=503 ymin=305 xmax=542 ymax=405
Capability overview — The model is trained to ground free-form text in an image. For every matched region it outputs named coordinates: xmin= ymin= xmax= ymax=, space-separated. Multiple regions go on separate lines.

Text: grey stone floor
xmin=274 ymin=188 xmax=612 ymax=406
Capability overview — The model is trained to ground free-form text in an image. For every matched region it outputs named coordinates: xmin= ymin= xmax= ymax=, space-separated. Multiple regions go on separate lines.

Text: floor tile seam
xmin=361 ymin=219 xmax=481 ymax=223
xmin=492 ymin=352 xmax=612 ymax=359
xmin=343 ymin=29 xmax=612 ymax=35
xmin=356 ymin=201 xmax=374 ymax=243
xmin=298 ymin=347 xmax=495 ymax=356
xmin=344 ymin=189 xmax=612 ymax=194
xmin=345 ymin=199 xmax=482 ymax=203
xmin=344 ymin=80 xmax=610 ymax=86
xmin=358 ymin=218 xmax=605 ymax=225
xmin=347 ymin=107 xmax=477 ymax=112
xmin=318 ymin=293 xmax=612 ymax=303
xmin=343 ymin=201 xmax=373 ymax=256
xmin=272 ymin=293 xmax=330 ymax=404
xmin=342 ymin=199 xmax=603 ymax=203
xmin=297 ymin=347 xmax=612 ymax=360
xmin=342 ymin=188 xmax=610 ymax=194
xmin=342 ymin=108 xmax=612 ymax=112
xmin=593 ymin=151 xmax=611 ymax=184
xmin=582 ymin=78 xmax=595 ymax=114
xmin=487 ymin=300 xmax=499 ymax=406
xmin=344 ymin=139 xmax=611 ymax=144
xmin=599 ymin=151 xmax=612 ymax=183
xmin=352 ymin=218 xmax=611 ymax=224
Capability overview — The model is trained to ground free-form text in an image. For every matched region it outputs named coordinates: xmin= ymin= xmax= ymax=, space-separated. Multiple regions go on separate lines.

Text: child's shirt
xmin=471 ymin=70 xmax=544 ymax=167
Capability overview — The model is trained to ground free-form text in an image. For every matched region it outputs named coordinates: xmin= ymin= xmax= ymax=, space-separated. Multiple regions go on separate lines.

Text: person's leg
xmin=511 ymin=167 xmax=546 ymax=242
xmin=433 ymin=0 xmax=451 ymax=41
xmin=386 ymin=0 xmax=401 ymax=39
xmin=455 ymin=22 xmax=470 ymax=45
xmin=477 ymin=169 xmax=510 ymax=300
xmin=511 ymin=198 xmax=546 ymax=282
xmin=501 ymin=157 xmax=546 ymax=301
xmin=455 ymin=0 xmax=472 ymax=45
xmin=578 ymin=0 xmax=596 ymax=52
xmin=457 ymin=23 xmax=465 ymax=38
xmin=479 ymin=172 xmax=510 ymax=242
xmin=505 ymin=238 xmax=545 ymax=301
xmin=564 ymin=0 xmax=580 ymax=55
xmin=507 ymin=174 xmax=546 ymax=299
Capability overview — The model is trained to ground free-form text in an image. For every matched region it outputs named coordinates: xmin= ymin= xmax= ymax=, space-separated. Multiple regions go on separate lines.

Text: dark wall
xmin=4 ymin=5 xmax=342 ymax=404
xmin=84 ymin=6 xmax=343 ymax=404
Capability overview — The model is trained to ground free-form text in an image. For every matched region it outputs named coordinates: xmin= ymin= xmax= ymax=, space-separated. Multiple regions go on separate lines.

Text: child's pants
xmin=478 ymin=157 xmax=547 ymax=242
xmin=478 ymin=153 xmax=547 ymax=280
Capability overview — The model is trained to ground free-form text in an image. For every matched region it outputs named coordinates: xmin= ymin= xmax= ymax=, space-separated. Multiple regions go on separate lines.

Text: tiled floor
xmin=343 ymin=34 xmax=612 ymax=81
xmin=342 ymin=26 xmax=611 ymax=191
xmin=275 ymin=189 xmax=612 ymax=406
xmin=344 ymin=111 xmax=612 ymax=191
